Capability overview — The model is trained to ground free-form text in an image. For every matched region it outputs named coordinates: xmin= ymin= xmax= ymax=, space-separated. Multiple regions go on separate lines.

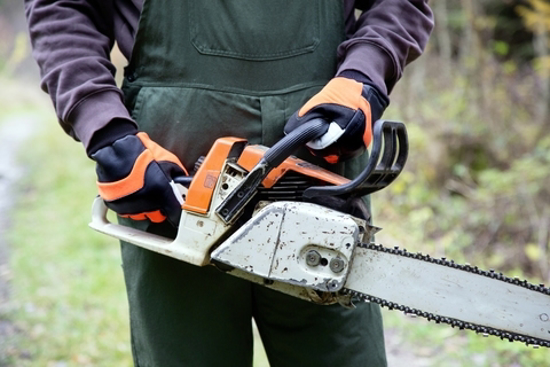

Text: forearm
xmin=25 ymin=0 xmax=135 ymax=148
xmin=338 ymin=0 xmax=434 ymax=96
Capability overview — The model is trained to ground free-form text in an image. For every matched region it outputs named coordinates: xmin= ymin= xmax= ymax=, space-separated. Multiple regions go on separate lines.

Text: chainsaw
xmin=90 ymin=118 xmax=550 ymax=348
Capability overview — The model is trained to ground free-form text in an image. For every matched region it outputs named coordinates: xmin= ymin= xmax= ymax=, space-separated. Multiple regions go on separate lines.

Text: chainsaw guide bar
xmin=343 ymin=243 xmax=550 ymax=348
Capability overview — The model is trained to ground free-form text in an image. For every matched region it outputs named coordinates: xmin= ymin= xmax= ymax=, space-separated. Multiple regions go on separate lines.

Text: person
xmin=25 ymin=1 xmax=433 ymax=366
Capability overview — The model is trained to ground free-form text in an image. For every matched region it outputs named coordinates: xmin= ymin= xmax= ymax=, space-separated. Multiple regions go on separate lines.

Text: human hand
xmin=284 ymin=77 xmax=387 ymax=163
xmin=91 ymin=132 xmax=188 ymax=226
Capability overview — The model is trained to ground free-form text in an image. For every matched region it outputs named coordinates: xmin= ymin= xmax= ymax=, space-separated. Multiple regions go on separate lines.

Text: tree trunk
xmin=533 ymin=18 xmax=549 ymax=129
xmin=434 ymin=0 xmax=452 ymax=78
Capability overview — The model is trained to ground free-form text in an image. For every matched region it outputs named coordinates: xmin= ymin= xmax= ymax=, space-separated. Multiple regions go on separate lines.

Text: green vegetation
xmin=374 ymin=0 xmax=550 ymax=364
xmin=379 ymin=0 xmax=550 ymax=288
xmin=1 ymin=0 xmax=549 ymax=365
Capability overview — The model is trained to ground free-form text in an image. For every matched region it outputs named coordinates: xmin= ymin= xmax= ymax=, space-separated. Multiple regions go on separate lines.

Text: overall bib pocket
xmin=190 ymin=0 xmax=320 ymax=61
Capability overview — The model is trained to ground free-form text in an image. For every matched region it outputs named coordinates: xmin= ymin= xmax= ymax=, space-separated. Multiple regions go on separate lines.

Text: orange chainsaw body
xmin=183 ymin=137 xmax=350 ymax=215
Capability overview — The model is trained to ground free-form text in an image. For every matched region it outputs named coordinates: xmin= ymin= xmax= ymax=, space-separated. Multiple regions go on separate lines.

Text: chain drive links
xmin=341 ymin=243 xmax=550 ymax=348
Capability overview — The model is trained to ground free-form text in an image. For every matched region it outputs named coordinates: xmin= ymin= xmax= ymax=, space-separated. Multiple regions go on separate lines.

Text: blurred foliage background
xmin=0 ymin=0 xmax=549 ymax=366
xmin=377 ymin=0 xmax=550 ymax=283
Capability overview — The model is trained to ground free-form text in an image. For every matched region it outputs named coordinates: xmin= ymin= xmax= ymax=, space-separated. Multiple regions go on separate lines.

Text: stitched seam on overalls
xmin=123 ymin=81 xmax=328 ymax=97
xmin=130 ymin=87 xmax=146 ymax=122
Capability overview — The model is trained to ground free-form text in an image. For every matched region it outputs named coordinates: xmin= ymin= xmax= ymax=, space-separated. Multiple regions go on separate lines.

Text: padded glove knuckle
xmin=91 ymin=132 xmax=188 ymax=226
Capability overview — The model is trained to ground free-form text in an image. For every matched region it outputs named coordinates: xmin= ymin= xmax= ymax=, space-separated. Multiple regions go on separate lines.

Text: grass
xmin=4 ymin=114 xmax=132 ymax=366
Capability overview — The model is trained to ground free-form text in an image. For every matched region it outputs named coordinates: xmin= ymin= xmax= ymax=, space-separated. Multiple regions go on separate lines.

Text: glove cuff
xmin=86 ymin=118 xmax=138 ymax=157
xmin=338 ymin=70 xmax=388 ymax=101
xmin=361 ymin=84 xmax=388 ymax=124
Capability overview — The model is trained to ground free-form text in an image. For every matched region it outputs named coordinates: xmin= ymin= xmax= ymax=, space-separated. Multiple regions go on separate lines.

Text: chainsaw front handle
xmin=90 ymin=196 xmax=222 ymax=265
xmin=263 ymin=118 xmax=329 ymax=167
xmin=90 ymin=196 xmax=174 ymax=251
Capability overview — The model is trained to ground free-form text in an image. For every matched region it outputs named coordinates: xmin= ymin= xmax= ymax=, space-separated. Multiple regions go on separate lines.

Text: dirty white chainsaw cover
xmin=212 ymin=201 xmax=367 ymax=292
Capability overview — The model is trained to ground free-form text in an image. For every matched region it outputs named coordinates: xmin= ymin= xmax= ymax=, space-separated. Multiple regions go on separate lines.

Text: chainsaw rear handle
xmin=304 ymin=120 xmax=408 ymax=198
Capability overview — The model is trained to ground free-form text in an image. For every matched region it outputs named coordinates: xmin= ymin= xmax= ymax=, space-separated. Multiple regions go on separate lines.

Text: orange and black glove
xmin=89 ymin=124 xmax=188 ymax=227
xmin=284 ymin=77 xmax=388 ymax=163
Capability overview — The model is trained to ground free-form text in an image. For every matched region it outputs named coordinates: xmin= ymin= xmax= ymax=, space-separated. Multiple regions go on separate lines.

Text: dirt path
xmin=0 ymin=113 xmax=38 ymax=294
xmin=0 ymin=103 xmax=41 ymax=364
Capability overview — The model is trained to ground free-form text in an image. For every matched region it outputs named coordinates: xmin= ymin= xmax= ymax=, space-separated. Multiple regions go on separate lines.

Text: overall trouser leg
xmin=119 ymin=1 xmax=387 ymax=365
xmin=120 ymin=221 xmax=254 ymax=367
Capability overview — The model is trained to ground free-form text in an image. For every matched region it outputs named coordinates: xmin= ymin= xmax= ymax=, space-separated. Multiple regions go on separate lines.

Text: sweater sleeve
xmin=25 ymin=0 xmax=136 ymax=148
xmin=337 ymin=0 xmax=434 ymax=96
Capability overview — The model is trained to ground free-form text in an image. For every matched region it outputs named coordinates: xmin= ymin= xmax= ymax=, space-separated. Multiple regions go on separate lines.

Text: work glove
xmin=90 ymin=127 xmax=188 ymax=227
xmin=284 ymin=77 xmax=388 ymax=164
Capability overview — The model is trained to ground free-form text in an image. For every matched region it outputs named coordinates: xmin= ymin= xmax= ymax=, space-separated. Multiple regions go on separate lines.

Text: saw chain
xmin=342 ymin=242 xmax=550 ymax=348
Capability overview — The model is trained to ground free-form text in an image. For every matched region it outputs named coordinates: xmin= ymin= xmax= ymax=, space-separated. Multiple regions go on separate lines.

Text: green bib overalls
xmin=119 ymin=1 xmax=387 ymax=366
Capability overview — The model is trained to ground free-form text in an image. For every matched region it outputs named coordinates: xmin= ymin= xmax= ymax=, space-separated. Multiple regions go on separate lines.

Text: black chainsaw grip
xmin=263 ymin=118 xmax=328 ymax=168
